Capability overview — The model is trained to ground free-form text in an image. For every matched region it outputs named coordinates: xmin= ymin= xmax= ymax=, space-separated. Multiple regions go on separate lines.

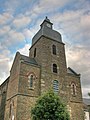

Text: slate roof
xmin=32 ymin=18 xmax=62 ymax=45
xmin=67 ymin=67 xmax=80 ymax=76
xmin=83 ymin=98 xmax=90 ymax=105
xmin=20 ymin=54 xmax=39 ymax=66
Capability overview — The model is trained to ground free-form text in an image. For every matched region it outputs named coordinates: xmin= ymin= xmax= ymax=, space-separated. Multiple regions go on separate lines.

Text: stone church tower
xmin=0 ymin=17 xmax=84 ymax=120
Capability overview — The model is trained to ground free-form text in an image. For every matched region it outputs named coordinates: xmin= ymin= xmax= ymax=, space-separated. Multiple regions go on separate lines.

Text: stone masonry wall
xmin=19 ymin=61 xmax=40 ymax=96
xmin=66 ymin=74 xmax=83 ymax=102
xmin=16 ymin=95 xmax=37 ymax=120
xmin=66 ymin=74 xmax=84 ymax=120
xmin=0 ymin=78 xmax=9 ymax=120
xmin=69 ymin=102 xmax=84 ymax=120
xmin=6 ymin=52 xmax=21 ymax=99
xmin=4 ymin=96 xmax=17 ymax=120
xmin=29 ymin=37 xmax=67 ymax=95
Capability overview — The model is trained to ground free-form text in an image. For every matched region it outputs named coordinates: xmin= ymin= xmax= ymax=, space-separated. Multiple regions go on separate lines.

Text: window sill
xmin=72 ymin=94 xmax=76 ymax=97
xmin=28 ymin=87 xmax=34 ymax=90
xmin=52 ymin=72 xmax=58 ymax=75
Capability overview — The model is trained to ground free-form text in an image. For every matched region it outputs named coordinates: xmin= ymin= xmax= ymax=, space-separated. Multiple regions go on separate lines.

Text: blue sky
xmin=0 ymin=0 xmax=90 ymax=98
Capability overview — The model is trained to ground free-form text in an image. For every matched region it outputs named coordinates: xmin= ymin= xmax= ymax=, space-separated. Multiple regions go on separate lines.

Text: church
xmin=0 ymin=17 xmax=85 ymax=120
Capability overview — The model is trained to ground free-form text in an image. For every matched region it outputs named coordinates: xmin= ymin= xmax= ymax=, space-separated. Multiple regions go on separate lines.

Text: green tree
xmin=88 ymin=92 xmax=90 ymax=97
xmin=31 ymin=91 xmax=70 ymax=120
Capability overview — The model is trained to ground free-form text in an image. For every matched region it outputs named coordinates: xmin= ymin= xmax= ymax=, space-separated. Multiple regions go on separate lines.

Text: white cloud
xmin=81 ymin=14 xmax=90 ymax=30
xmin=13 ymin=14 xmax=31 ymax=29
xmin=0 ymin=25 xmax=11 ymax=36
xmin=4 ymin=0 xmax=21 ymax=13
xmin=4 ymin=0 xmax=33 ymax=13
xmin=23 ymin=29 xmax=32 ymax=38
xmin=18 ymin=44 xmax=31 ymax=56
xmin=0 ymin=12 xmax=13 ymax=25
xmin=1 ymin=30 xmax=25 ymax=48
xmin=8 ymin=30 xmax=25 ymax=42
xmin=23 ymin=29 xmax=35 ymax=40
xmin=33 ymin=0 xmax=73 ymax=14
xmin=0 ymin=49 xmax=13 ymax=85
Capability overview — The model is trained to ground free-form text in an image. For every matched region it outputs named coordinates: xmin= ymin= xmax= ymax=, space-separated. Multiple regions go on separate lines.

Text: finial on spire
xmin=45 ymin=16 xmax=50 ymax=22
xmin=46 ymin=16 xmax=48 ymax=19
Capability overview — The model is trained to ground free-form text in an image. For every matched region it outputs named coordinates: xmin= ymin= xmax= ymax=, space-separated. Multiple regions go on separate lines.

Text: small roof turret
xmin=40 ymin=16 xmax=53 ymax=29
xmin=32 ymin=17 xmax=62 ymax=45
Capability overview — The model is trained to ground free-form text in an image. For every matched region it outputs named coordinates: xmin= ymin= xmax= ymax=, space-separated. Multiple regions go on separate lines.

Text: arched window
xmin=34 ymin=48 xmax=36 ymax=57
xmin=52 ymin=45 xmax=56 ymax=55
xmin=28 ymin=73 xmax=36 ymax=89
xmin=71 ymin=83 xmax=76 ymax=95
xmin=53 ymin=80 xmax=59 ymax=93
xmin=53 ymin=64 xmax=57 ymax=73
xmin=28 ymin=74 xmax=34 ymax=88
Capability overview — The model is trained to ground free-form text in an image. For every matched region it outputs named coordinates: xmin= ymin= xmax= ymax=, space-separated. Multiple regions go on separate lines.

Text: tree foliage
xmin=88 ymin=92 xmax=90 ymax=96
xmin=31 ymin=91 xmax=70 ymax=120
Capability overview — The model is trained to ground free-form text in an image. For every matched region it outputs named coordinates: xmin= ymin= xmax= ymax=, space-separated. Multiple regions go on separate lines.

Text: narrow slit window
xmin=53 ymin=64 xmax=57 ymax=73
xmin=34 ymin=48 xmax=36 ymax=57
xmin=9 ymin=104 xmax=12 ymax=118
xmin=53 ymin=80 xmax=59 ymax=93
xmin=52 ymin=45 xmax=56 ymax=55
xmin=9 ymin=101 xmax=14 ymax=119
xmin=30 ymin=75 xmax=33 ymax=88
xmin=71 ymin=83 xmax=76 ymax=96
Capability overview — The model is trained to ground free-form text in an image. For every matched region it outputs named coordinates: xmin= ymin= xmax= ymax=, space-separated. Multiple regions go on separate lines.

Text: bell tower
xmin=29 ymin=17 xmax=67 ymax=93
